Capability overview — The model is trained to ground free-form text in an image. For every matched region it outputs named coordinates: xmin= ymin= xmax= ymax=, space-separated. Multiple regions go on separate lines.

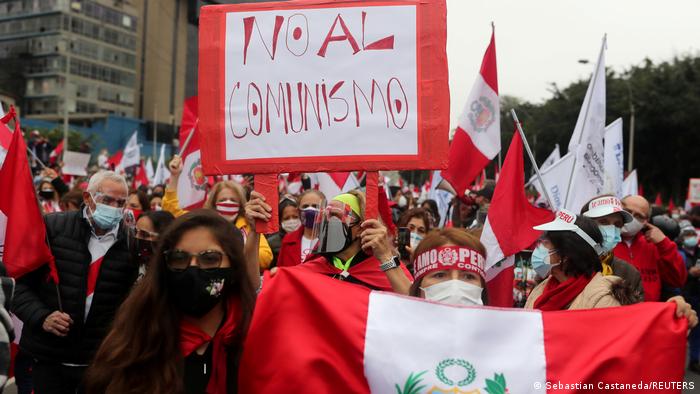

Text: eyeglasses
xmin=165 ymin=249 xmax=224 ymax=271
xmin=135 ymin=228 xmax=158 ymax=241
xmin=94 ymin=193 xmax=127 ymax=208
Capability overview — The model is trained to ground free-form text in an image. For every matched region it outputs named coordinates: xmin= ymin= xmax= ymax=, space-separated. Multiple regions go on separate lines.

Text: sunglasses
xmin=165 ymin=249 xmax=224 ymax=271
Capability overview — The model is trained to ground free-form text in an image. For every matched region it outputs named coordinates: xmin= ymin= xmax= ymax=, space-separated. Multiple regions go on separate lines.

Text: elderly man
xmin=613 ymin=195 xmax=686 ymax=302
xmin=12 ymin=171 xmax=137 ymax=393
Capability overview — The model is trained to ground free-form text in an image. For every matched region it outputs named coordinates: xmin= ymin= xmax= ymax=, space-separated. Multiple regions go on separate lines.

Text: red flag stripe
xmin=86 ymin=256 xmax=104 ymax=296
xmin=443 ymin=128 xmax=490 ymax=196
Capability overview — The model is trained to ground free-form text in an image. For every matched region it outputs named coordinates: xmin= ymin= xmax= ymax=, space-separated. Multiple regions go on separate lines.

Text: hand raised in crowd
xmin=42 ymin=311 xmax=73 ymax=337
xmin=690 ymin=266 xmax=700 ymax=278
xmin=360 ymin=219 xmax=394 ymax=262
xmin=667 ymin=296 xmax=699 ymax=329
xmin=245 ymin=191 xmax=272 ymax=226
xmin=42 ymin=168 xmax=59 ymax=180
xmin=643 ymin=223 xmax=666 ymax=244
xmin=168 ymin=155 xmax=183 ymax=177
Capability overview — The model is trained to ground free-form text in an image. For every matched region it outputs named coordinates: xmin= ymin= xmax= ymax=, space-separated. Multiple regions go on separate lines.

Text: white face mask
xmin=621 ymin=218 xmax=644 ymax=238
xmin=281 ymin=218 xmax=302 ymax=233
xmin=421 ymin=279 xmax=483 ymax=306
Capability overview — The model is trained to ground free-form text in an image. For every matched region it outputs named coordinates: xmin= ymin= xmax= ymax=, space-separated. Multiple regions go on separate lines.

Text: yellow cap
xmin=332 ymin=193 xmax=362 ymax=218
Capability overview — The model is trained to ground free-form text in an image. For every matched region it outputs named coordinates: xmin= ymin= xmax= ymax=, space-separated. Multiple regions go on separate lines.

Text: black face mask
xmin=132 ymin=238 xmax=154 ymax=266
xmin=39 ymin=190 xmax=55 ymax=200
xmin=166 ymin=267 xmax=233 ymax=317
xmin=314 ymin=217 xmax=357 ymax=256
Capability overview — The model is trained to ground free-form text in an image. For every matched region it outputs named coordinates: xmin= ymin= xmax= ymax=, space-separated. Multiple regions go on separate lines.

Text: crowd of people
xmin=1 ymin=152 xmax=699 ymax=393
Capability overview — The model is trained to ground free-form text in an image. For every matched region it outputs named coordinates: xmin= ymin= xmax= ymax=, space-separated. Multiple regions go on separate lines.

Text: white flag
xmin=428 ymin=170 xmax=455 ymax=227
xmin=568 ymin=36 xmax=607 ymax=152
xmin=153 ymin=144 xmax=171 ymax=186
xmin=145 ymin=157 xmax=155 ymax=182
xmin=621 ymin=169 xmax=638 ymax=198
xmin=563 ymin=36 xmax=607 ymax=211
xmin=120 ymin=131 xmax=140 ymax=169
xmin=532 ymin=152 xmax=575 ymax=212
xmin=603 ymin=118 xmax=624 ymax=198
xmin=527 ymin=144 xmax=560 ymax=186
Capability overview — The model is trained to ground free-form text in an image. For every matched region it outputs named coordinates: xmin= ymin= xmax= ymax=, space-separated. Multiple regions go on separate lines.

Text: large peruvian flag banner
xmin=240 ymin=269 xmax=689 ymax=393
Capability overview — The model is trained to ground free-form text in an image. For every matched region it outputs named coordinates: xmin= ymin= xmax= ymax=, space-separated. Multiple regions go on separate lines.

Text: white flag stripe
xmin=481 ymin=217 xmax=504 ymax=270
xmin=621 ymin=169 xmax=639 ymax=198
xmin=121 ymin=131 xmax=140 ymax=169
xmin=456 ymin=73 xmax=501 ymax=159
xmin=364 ymin=292 xmax=547 ymax=393
xmin=153 ymin=144 xmax=171 ymax=186
xmin=568 ymin=37 xmax=607 ymax=152
xmin=532 ymin=152 xmax=575 ymax=212
xmin=603 ymin=118 xmax=624 ymax=198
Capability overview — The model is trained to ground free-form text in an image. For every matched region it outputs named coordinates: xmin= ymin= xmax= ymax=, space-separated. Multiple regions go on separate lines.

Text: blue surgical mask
xmin=90 ymin=195 xmax=124 ymax=230
xmin=531 ymin=244 xmax=558 ymax=278
xmin=409 ymin=232 xmax=423 ymax=249
xmin=598 ymin=225 xmax=622 ymax=252
xmin=684 ymin=236 xmax=699 ymax=249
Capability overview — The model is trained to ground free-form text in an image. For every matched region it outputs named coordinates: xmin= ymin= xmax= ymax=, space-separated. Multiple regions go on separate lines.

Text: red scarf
xmin=180 ymin=297 xmax=241 ymax=393
xmin=533 ymin=275 xmax=594 ymax=311
xmin=294 ymin=255 xmax=413 ymax=291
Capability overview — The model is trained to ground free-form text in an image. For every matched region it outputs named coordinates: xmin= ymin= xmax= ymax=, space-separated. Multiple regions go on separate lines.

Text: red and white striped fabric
xmin=49 ymin=140 xmax=63 ymax=165
xmin=84 ymin=226 xmax=118 ymax=319
xmin=177 ymin=96 xmax=207 ymax=210
xmin=480 ymin=130 xmax=553 ymax=307
xmin=443 ymin=27 xmax=500 ymax=197
xmin=240 ymin=269 xmax=688 ymax=393
xmin=311 ymin=172 xmax=360 ymax=199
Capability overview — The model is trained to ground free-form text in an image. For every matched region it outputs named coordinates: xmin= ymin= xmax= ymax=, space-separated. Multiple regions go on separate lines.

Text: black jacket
xmin=12 ymin=210 xmax=137 ymax=364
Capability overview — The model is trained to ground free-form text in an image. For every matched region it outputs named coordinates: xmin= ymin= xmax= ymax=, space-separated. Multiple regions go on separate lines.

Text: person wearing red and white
xmin=405 ymin=228 xmax=488 ymax=306
xmin=163 ymin=155 xmax=274 ymax=270
xmin=614 ymin=195 xmax=687 ymax=302
xmin=277 ymin=190 xmax=325 ymax=268
xmin=12 ymin=171 xmax=138 ymax=393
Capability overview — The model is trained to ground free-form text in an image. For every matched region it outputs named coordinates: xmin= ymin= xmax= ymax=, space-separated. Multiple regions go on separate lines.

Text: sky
xmin=446 ymin=0 xmax=700 ymax=127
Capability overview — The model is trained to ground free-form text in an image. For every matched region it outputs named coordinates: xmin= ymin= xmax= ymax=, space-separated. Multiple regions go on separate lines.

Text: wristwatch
xmin=379 ymin=255 xmax=401 ymax=272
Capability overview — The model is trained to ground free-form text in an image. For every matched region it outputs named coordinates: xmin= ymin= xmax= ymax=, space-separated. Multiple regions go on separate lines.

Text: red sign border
xmin=198 ymin=0 xmax=449 ymax=175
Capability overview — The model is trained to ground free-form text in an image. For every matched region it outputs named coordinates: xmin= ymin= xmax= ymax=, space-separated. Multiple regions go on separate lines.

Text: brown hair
xmin=204 ymin=181 xmax=247 ymax=215
xmin=408 ymin=228 xmax=487 ymax=301
xmin=397 ymin=208 xmax=432 ymax=232
xmin=299 ymin=189 xmax=325 ymax=204
xmin=84 ymin=210 xmax=256 ymax=393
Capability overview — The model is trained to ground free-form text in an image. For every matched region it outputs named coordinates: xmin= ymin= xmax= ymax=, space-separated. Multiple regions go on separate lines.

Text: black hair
xmin=278 ymin=195 xmax=299 ymax=226
xmin=130 ymin=190 xmax=150 ymax=211
xmin=139 ymin=210 xmax=175 ymax=234
xmin=546 ymin=216 xmax=603 ymax=278
xmin=420 ymin=199 xmax=441 ymax=226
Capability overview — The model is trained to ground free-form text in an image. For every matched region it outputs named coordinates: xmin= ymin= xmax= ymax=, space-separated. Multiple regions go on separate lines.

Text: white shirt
xmin=300 ymin=236 xmax=316 ymax=263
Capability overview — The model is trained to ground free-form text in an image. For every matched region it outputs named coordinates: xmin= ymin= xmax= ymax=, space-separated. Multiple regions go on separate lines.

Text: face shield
xmin=311 ymin=200 xmax=361 ymax=255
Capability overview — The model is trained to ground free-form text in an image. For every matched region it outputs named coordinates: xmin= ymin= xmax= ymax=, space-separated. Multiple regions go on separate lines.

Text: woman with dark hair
xmin=84 ymin=210 xmax=258 ymax=393
xmin=420 ymin=199 xmax=440 ymax=227
xmin=524 ymin=210 xmax=625 ymax=310
xmin=37 ymin=179 xmax=61 ymax=213
xmin=132 ymin=211 xmax=176 ymax=278
xmin=395 ymin=228 xmax=488 ymax=306
xmin=126 ymin=189 xmax=150 ymax=219
xmin=266 ymin=195 xmax=301 ymax=266
xmin=396 ymin=208 xmax=432 ymax=265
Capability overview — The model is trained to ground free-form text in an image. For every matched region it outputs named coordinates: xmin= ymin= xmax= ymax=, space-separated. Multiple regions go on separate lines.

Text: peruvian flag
xmin=480 ymin=130 xmax=553 ymax=307
xmin=240 ymin=269 xmax=687 ymax=393
xmin=0 ymin=107 xmax=58 ymax=282
xmin=0 ymin=104 xmax=11 ymax=168
xmin=49 ymin=140 xmax=63 ymax=165
xmin=443 ymin=26 xmax=500 ymax=197
xmin=132 ymin=160 xmax=149 ymax=189
xmin=177 ymin=96 xmax=207 ymax=210
xmin=311 ymin=172 xmax=360 ymax=199
xmin=106 ymin=150 xmax=123 ymax=172
xmin=654 ymin=192 xmax=663 ymax=206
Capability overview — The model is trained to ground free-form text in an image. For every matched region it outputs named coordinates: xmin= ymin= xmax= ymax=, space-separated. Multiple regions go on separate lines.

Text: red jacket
xmin=277 ymin=227 xmax=315 ymax=268
xmin=613 ymin=233 xmax=686 ymax=302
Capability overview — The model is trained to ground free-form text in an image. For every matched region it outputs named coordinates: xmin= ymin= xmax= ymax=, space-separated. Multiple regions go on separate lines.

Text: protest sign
xmin=198 ymin=0 xmax=448 ymax=174
xmin=62 ymin=151 xmax=91 ymax=176
xmin=689 ymin=178 xmax=700 ymax=204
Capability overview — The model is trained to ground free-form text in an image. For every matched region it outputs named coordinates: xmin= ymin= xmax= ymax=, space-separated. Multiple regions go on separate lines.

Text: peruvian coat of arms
xmin=467 ymin=96 xmax=496 ymax=133
xmin=395 ymin=358 xmax=508 ymax=394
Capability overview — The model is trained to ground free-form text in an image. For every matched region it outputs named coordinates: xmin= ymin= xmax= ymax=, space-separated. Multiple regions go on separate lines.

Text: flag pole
xmin=562 ymin=34 xmax=606 ymax=209
xmin=26 ymin=147 xmax=48 ymax=170
xmin=179 ymin=119 xmax=199 ymax=155
xmin=510 ymin=109 xmax=555 ymax=210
